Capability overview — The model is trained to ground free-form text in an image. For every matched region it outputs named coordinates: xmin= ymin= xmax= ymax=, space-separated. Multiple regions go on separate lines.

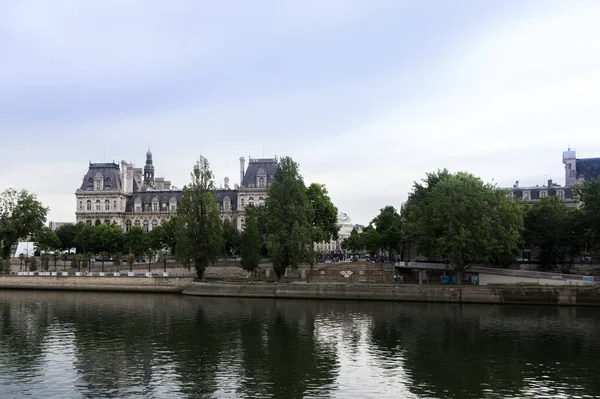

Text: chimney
xmin=514 ymin=180 xmax=519 ymax=188
xmin=548 ymin=179 xmax=552 ymax=187
xmin=239 ymin=157 xmax=245 ymax=186
xmin=224 ymin=177 xmax=230 ymax=190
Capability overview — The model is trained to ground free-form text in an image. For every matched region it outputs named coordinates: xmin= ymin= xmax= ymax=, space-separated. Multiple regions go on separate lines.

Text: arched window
xmin=86 ymin=200 xmax=92 ymax=211
xmin=248 ymin=197 xmax=255 ymax=206
xmin=258 ymin=176 xmax=265 ymax=187
xmin=135 ymin=198 xmax=142 ymax=212
xmin=241 ymin=198 xmax=245 ymax=207
xmin=86 ymin=220 xmax=92 ymax=225
xmin=126 ymin=220 xmax=132 ymax=232
xmin=223 ymin=196 xmax=231 ymax=211
xmin=134 ymin=220 xmax=141 ymax=227
xmin=95 ymin=200 xmax=101 ymax=211
xmin=95 ymin=219 xmax=101 ymax=226
xmin=105 ymin=199 xmax=110 ymax=210
xmin=151 ymin=220 xmax=158 ymax=230
xmin=169 ymin=197 xmax=177 ymax=212
xmin=152 ymin=197 xmax=159 ymax=211
xmin=104 ymin=219 xmax=110 ymax=226
xmin=143 ymin=220 xmax=149 ymax=233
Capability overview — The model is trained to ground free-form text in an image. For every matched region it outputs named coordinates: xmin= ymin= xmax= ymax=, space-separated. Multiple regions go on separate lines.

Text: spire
xmin=143 ymin=149 xmax=155 ymax=187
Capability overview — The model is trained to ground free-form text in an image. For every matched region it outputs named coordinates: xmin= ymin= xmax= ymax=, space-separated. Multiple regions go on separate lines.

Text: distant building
xmin=48 ymin=221 xmax=71 ymax=231
xmin=75 ymin=150 xmax=277 ymax=231
xmin=314 ymin=212 xmax=357 ymax=253
xmin=504 ymin=149 xmax=600 ymax=207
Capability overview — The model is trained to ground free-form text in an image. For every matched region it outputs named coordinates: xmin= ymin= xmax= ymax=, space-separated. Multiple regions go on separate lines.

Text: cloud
xmin=1 ymin=0 xmax=599 ymax=226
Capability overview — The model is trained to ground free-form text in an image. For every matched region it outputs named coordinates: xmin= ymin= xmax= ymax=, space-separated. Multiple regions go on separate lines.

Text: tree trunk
xmin=456 ymin=269 xmax=462 ymax=285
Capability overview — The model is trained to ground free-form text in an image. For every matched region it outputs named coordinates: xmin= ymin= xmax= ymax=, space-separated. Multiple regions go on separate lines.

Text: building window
xmin=96 ymin=200 xmax=101 ymax=211
xmin=169 ymin=197 xmax=177 ymax=212
xmin=224 ymin=197 xmax=231 ymax=211
xmin=126 ymin=220 xmax=132 ymax=232
xmin=249 ymin=197 xmax=254 ymax=205
xmin=162 ymin=203 xmax=167 ymax=211
xmin=258 ymin=176 xmax=265 ymax=187
xmin=86 ymin=220 xmax=92 ymax=225
xmin=105 ymin=199 xmax=110 ymax=210
xmin=79 ymin=201 xmax=83 ymax=210
xmin=558 ymin=190 xmax=565 ymax=200
xmin=95 ymin=180 xmax=101 ymax=191
xmin=135 ymin=199 xmax=142 ymax=212
xmin=114 ymin=200 xmax=117 ymax=210
xmin=143 ymin=221 xmax=149 ymax=233
xmin=523 ymin=191 xmax=530 ymax=201
xmin=508 ymin=192 xmax=514 ymax=198
xmin=86 ymin=200 xmax=92 ymax=211
xmin=134 ymin=220 xmax=141 ymax=227
xmin=152 ymin=220 xmax=158 ymax=230
xmin=105 ymin=220 xmax=110 ymax=226
xmin=241 ymin=198 xmax=245 ymax=207
xmin=540 ymin=191 xmax=547 ymax=198
xmin=153 ymin=202 xmax=158 ymax=211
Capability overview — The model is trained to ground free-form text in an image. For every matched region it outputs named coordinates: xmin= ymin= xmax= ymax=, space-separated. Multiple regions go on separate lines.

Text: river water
xmin=0 ymin=290 xmax=599 ymax=399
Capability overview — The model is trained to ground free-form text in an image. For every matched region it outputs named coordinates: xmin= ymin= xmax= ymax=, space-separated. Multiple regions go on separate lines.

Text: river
xmin=0 ymin=290 xmax=599 ymax=398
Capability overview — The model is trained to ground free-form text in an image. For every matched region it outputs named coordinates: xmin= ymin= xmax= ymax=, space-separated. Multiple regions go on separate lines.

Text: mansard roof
xmin=79 ymin=163 xmax=122 ymax=191
xmin=242 ymin=157 xmax=278 ymax=188
xmin=508 ymin=186 xmax=575 ymax=200
xmin=576 ymin=158 xmax=600 ymax=181
xmin=215 ymin=189 xmax=238 ymax=211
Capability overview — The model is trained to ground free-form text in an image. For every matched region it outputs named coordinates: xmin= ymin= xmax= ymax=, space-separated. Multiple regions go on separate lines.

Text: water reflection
xmin=0 ymin=291 xmax=599 ymax=399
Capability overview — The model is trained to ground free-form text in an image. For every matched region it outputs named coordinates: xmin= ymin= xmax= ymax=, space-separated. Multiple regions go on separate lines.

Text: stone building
xmin=504 ymin=149 xmax=600 ymax=207
xmin=314 ymin=212 xmax=356 ymax=254
xmin=75 ymin=151 xmax=278 ymax=231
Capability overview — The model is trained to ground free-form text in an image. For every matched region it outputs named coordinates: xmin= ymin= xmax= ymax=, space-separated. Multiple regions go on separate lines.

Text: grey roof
xmin=126 ymin=191 xmax=182 ymax=212
xmin=576 ymin=158 xmax=600 ymax=181
xmin=125 ymin=189 xmax=238 ymax=211
xmin=509 ymin=186 xmax=574 ymax=200
xmin=241 ymin=158 xmax=278 ymax=188
xmin=215 ymin=189 xmax=238 ymax=211
xmin=79 ymin=163 xmax=122 ymax=191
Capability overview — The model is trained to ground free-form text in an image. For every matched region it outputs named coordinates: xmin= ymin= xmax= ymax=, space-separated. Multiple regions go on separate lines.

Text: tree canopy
xmin=240 ymin=204 xmax=262 ymax=273
xmin=265 ymin=157 xmax=314 ymax=279
xmin=0 ymin=189 xmax=48 ymax=259
xmin=306 ymin=183 xmax=338 ymax=244
xmin=404 ymin=171 xmax=523 ymax=274
xmin=175 ymin=156 xmax=223 ymax=278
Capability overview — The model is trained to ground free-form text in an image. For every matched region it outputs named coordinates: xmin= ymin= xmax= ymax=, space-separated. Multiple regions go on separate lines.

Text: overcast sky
xmin=1 ymin=0 xmax=599 ymax=225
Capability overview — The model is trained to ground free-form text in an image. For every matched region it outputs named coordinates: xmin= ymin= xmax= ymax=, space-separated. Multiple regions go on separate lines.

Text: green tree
xmin=265 ymin=157 xmax=314 ymax=279
xmin=306 ymin=183 xmax=339 ymax=244
xmin=175 ymin=156 xmax=223 ymax=279
xmin=55 ymin=223 xmax=82 ymax=252
xmin=240 ymin=205 xmax=262 ymax=274
xmin=360 ymin=226 xmax=382 ymax=258
xmin=222 ymin=219 xmax=241 ymax=257
xmin=523 ymin=197 xmax=570 ymax=271
xmin=576 ymin=177 xmax=600 ymax=252
xmin=404 ymin=171 xmax=523 ymax=283
xmin=148 ymin=225 xmax=166 ymax=252
xmin=160 ymin=216 xmax=178 ymax=254
xmin=34 ymin=227 xmax=60 ymax=254
xmin=0 ymin=189 xmax=48 ymax=259
xmin=341 ymin=228 xmax=363 ymax=252
xmin=371 ymin=206 xmax=403 ymax=261
xmin=75 ymin=224 xmax=98 ymax=254
xmin=123 ymin=227 xmax=149 ymax=257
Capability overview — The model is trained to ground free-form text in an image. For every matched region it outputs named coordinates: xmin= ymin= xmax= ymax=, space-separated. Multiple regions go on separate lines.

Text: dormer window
xmin=135 ymin=198 xmax=142 ymax=212
xmin=558 ymin=190 xmax=565 ymax=200
xmin=258 ymin=176 xmax=265 ymax=187
xmin=223 ymin=196 xmax=231 ymax=211
xmin=95 ymin=180 xmax=101 ymax=191
xmin=540 ymin=191 xmax=547 ymax=198
xmin=523 ymin=191 xmax=531 ymax=201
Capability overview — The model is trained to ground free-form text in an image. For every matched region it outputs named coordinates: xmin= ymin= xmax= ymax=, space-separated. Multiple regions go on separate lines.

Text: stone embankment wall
xmin=0 ymin=276 xmax=193 ymax=293
xmin=182 ymin=283 xmax=600 ymax=306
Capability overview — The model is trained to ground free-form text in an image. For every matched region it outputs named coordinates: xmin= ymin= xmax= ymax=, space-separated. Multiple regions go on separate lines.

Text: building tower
xmin=562 ymin=148 xmax=577 ymax=187
xmin=239 ymin=157 xmax=245 ymax=187
xmin=144 ymin=149 xmax=155 ymax=188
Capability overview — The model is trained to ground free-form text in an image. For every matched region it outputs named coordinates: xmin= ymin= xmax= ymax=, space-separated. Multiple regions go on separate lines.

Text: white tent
xmin=13 ymin=242 xmax=35 ymax=257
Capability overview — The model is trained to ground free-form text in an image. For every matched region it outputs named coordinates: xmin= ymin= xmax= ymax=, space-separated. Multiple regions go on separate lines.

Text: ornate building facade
xmin=314 ymin=212 xmax=355 ymax=254
xmin=75 ymin=151 xmax=278 ymax=231
xmin=503 ymin=148 xmax=600 ymax=207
